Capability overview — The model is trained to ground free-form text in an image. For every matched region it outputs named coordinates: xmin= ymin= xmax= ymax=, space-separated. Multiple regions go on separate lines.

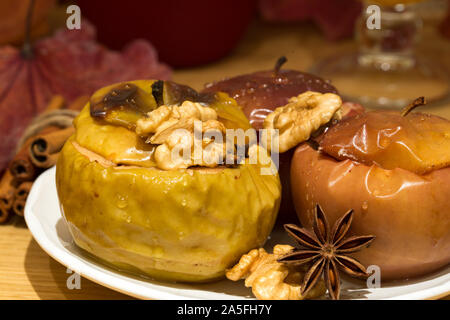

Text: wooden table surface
xmin=1 ymin=21 xmax=449 ymax=300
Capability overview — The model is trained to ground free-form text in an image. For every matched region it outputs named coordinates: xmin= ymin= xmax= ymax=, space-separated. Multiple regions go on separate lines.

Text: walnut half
xmin=152 ymin=119 xmax=228 ymax=170
xmin=262 ymin=91 xmax=342 ymax=153
xmin=226 ymin=245 xmax=326 ymax=300
xmin=135 ymin=101 xmax=229 ymax=170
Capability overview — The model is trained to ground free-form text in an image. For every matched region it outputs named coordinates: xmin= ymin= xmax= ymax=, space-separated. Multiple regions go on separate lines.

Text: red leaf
xmin=0 ymin=20 xmax=172 ymax=171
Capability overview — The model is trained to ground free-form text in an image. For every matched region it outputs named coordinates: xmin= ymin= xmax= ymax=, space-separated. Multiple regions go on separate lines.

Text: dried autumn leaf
xmin=0 ymin=20 xmax=171 ymax=171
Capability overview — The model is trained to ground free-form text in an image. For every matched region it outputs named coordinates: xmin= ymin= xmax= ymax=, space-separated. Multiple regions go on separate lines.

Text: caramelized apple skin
xmin=291 ymin=144 xmax=450 ymax=280
xmin=203 ymin=69 xmax=338 ymax=130
xmin=319 ymin=111 xmax=450 ymax=174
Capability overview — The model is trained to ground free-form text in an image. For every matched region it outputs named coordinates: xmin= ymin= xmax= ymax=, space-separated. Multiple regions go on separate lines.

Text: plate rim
xmin=25 ymin=167 xmax=450 ymax=300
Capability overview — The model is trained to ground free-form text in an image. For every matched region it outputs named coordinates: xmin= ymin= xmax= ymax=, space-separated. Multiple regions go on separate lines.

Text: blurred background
xmin=1 ymin=0 xmax=449 ymax=95
xmin=0 ymin=0 xmax=449 ymax=171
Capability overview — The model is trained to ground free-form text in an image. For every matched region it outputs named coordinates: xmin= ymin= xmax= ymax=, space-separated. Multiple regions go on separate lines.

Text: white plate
xmin=25 ymin=167 xmax=450 ymax=300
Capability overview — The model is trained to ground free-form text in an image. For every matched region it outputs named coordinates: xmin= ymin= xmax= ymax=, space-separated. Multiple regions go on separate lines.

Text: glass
xmin=311 ymin=0 xmax=449 ymax=109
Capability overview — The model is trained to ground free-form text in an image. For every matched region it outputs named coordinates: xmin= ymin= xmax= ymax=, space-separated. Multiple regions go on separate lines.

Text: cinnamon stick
xmin=0 ymin=170 xmax=15 ymax=210
xmin=29 ymin=127 xmax=74 ymax=168
xmin=8 ymin=140 xmax=37 ymax=182
xmin=0 ymin=170 xmax=15 ymax=223
xmin=0 ymin=203 xmax=10 ymax=223
xmin=9 ymin=126 xmax=59 ymax=181
xmin=12 ymin=198 xmax=26 ymax=217
xmin=11 ymin=176 xmax=35 ymax=218
xmin=31 ymin=127 xmax=74 ymax=155
xmin=23 ymin=95 xmax=83 ymax=170
xmin=10 ymin=95 xmax=66 ymax=181
xmin=2 ymin=95 xmax=84 ymax=221
xmin=14 ymin=181 xmax=33 ymax=201
xmin=30 ymin=152 xmax=59 ymax=169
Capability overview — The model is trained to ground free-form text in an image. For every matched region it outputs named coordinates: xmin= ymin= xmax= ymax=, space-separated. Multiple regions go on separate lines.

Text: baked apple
xmin=290 ymin=104 xmax=450 ymax=280
xmin=203 ymin=59 xmax=341 ymax=221
xmin=56 ymin=80 xmax=281 ymax=282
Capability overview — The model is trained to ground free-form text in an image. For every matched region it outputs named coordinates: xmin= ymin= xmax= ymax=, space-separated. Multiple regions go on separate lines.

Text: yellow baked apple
xmin=56 ymin=80 xmax=281 ymax=282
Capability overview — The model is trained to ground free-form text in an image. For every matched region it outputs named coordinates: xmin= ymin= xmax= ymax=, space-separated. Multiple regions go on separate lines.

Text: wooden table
xmin=1 ymin=21 xmax=449 ymax=300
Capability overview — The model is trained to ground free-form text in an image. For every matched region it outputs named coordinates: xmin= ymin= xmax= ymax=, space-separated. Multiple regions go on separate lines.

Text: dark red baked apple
xmin=203 ymin=59 xmax=361 ymax=221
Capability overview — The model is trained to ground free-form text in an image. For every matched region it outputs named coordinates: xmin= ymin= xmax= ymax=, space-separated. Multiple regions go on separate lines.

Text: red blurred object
xmin=0 ymin=21 xmax=170 ymax=172
xmin=259 ymin=0 xmax=362 ymax=40
xmin=78 ymin=0 xmax=258 ymax=68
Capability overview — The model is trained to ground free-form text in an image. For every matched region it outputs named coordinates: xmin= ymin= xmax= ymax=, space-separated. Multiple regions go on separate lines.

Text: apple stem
xmin=274 ymin=56 xmax=287 ymax=76
xmin=306 ymin=139 xmax=320 ymax=151
xmin=401 ymin=97 xmax=426 ymax=117
xmin=21 ymin=0 xmax=36 ymax=59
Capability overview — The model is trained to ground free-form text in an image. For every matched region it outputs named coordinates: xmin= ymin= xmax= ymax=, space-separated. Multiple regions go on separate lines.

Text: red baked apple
xmin=291 ymin=108 xmax=450 ymax=280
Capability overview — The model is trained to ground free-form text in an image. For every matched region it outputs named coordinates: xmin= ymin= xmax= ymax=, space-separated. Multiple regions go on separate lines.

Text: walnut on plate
xmin=262 ymin=91 xmax=342 ymax=153
xmin=226 ymin=245 xmax=326 ymax=300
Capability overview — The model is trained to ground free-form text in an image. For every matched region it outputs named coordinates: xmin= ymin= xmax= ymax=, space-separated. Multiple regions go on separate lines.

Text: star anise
xmin=278 ymin=204 xmax=375 ymax=300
